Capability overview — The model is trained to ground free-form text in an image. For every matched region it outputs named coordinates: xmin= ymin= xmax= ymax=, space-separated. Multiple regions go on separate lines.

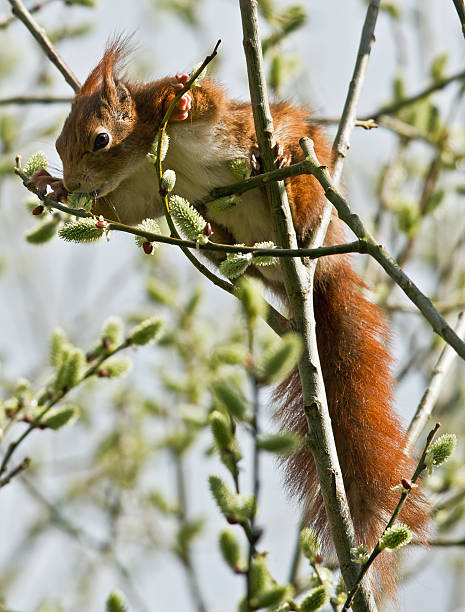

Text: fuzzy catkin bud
xmin=101 ymin=317 xmax=124 ymax=351
xmin=252 ymin=241 xmax=277 ymax=266
xmin=300 ymin=527 xmax=320 ymax=563
xmin=23 ymin=152 xmax=48 ymax=177
xmin=67 ymin=192 xmax=93 ymax=212
xmin=161 ymin=169 xmax=176 ymax=192
xmin=220 ymin=249 xmax=252 ymax=280
xmin=148 ymin=132 xmax=170 ymax=162
xmin=213 ymin=380 xmax=247 ymax=420
xmin=259 ymin=333 xmax=303 ymax=383
xmin=26 ymin=219 xmax=58 ymax=244
xmin=98 ymin=357 xmax=132 ymax=378
xmin=58 ymin=218 xmax=104 ymax=243
xmin=426 ymin=433 xmax=457 ymax=468
xmin=42 ymin=406 xmax=77 ymax=430
xmin=228 ymin=157 xmax=252 ymax=181
xmin=106 ymin=591 xmax=128 ymax=612
xmin=129 ymin=317 xmax=164 ymax=346
xmin=207 ymin=195 xmax=240 ymax=215
xmin=257 ymin=433 xmax=301 ymax=454
xmin=379 ymin=523 xmax=412 ymax=550
xmin=251 ymin=586 xmax=287 ymax=609
xmin=169 ymin=195 xmax=207 ymax=240
xmin=134 ymin=218 xmax=160 ymax=248
xmin=219 ymin=530 xmax=242 ymax=571
xmin=300 ymin=586 xmax=330 ymax=611
xmin=209 ymin=410 xmax=234 ymax=449
xmin=50 ymin=328 xmax=68 ymax=368
xmin=235 ymin=277 xmax=268 ymax=326
xmin=209 ymin=475 xmax=236 ymax=518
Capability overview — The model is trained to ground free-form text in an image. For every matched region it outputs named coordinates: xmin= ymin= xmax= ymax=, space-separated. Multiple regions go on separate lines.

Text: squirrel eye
xmin=94 ymin=132 xmax=110 ymax=151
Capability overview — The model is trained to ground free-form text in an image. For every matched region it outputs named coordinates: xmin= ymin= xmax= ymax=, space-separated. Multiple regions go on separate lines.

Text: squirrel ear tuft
xmin=79 ymin=34 xmax=134 ymax=98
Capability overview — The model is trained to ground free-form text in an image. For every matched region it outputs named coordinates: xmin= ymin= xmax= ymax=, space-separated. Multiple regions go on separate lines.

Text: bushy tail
xmin=274 ymin=261 xmax=429 ymax=595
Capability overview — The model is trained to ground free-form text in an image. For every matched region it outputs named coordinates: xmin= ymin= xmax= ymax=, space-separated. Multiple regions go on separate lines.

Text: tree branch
xmin=299 ymin=137 xmax=465 ymax=363
xmin=451 ymin=0 xmax=465 ymax=38
xmin=239 ymin=2 xmax=377 ymax=610
xmin=7 ymin=0 xmax=80 ymax=92
xmin=0 ymin=95 xmax=73 ymax=105
xmin=408 ymin=312 xmax=465 ymax=449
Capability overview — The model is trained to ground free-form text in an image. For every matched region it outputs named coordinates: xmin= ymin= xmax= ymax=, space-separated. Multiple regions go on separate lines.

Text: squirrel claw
xmin=250 ymin=141 xmax=291 ymax=175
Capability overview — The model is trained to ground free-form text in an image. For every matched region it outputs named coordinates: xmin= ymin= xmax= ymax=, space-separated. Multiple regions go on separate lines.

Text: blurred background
xmin=0 ymin=0 xmax=465 ymax=610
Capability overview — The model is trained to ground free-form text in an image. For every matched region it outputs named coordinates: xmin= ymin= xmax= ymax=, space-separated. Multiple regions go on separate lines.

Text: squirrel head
xmin=56 ymin=37 xmax=146 ymax=197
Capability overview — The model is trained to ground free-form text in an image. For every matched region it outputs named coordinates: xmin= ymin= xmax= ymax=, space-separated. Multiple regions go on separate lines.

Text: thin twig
xmin=174 ymin=456 xmax=207 ymax=612
xmin=408 ymin=312 xmax=465 ymax=449
xmin=451 ymin=0 xmax=465 ymax=38
xmin=0 ymin=95 xmax=73 ymax=105
xmin=362 ymin=69 xmax=465 ymax=121
xmin=0 ymin=0 xmax=56 ymax=29
xmin=0 ymin=457 xmax=30 ymax=488
xmin=342 ymin=423 xmax=441 ymax=612
xmin=299 ymin=137 xmax=465 ymax=363
xmin=239 ymin=2 xmax=376 ymax=610
xmin=311 ymin=0 xmax=380 ymax=264
xmin=7 ymin=0 xmax=80 ymax=92
xmin=0 ymin=338 xmax=132 ymax=477
xmin=22 ymin=478 xmax=152 ymax=612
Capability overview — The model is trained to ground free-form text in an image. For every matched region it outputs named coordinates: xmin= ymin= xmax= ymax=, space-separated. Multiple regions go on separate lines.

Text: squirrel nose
xmin=63 ymin=177 xmax=81 ymax=192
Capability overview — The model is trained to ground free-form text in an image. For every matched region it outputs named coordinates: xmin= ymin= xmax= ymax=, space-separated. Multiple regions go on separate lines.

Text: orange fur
xmin=34 ymin=42 xmax=430 ymax=599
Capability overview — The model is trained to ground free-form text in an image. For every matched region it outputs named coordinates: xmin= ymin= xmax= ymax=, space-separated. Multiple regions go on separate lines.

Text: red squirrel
xmin=31 ymin=40 xmax=429 ymax=592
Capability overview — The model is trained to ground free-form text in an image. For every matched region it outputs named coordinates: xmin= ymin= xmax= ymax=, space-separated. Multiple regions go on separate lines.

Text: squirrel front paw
xmin=250 ymin=142 xmax=292 ymax=175
xmin=28 ymin=169 xmax=69 ymax=203
xmin=168 ymin=73 xmax=192 ymax=122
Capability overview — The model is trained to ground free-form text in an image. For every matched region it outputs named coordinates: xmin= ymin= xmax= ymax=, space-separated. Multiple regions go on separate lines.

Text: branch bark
xmin=7 ymin=0 xmax=80 ymax=92
xmin=239 ymin=2 xmax=377 ymax=610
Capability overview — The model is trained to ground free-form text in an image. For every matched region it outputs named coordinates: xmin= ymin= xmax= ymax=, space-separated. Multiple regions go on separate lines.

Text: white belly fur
xmin=112 ymin=121 xmax=282 ymax=282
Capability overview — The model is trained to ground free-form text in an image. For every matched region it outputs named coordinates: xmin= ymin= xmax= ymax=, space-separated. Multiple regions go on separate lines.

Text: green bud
xmin=161 ymin=169 xmax=176 ymax=192
xmin=257 ymin=432 xmax=301 ymax=454
xmin=235 ymin=277 xmax=268 ymax=326
xmin=300 ymin=585 xmax=330 ymax=611
xmin=23 ymin=151 xmax=48 ymax=177
xmin=106 ymin=591 xmax=127 ymax=612
xmin=430 ymin=52 xmax=448 ymax=82
xmin=300 ymin=527 xmax=321 ymax=563
xmin=350 ymin=545 xmax=370 ymax=564
xmin=101 ymin=316 xmax=124 ymax=350
xmin=50 ymin=327 xmax=68 ymax=368
xmin=58 ymin=218 xmax=104 ymax=243
xmin=258 ymin=333 xmax=303 ymax=383
xmin=134 ymin=218 xmax=160 ymax=248
xmin=42 ymin=406 xmax=77 ymax=430
xmin=379 ymin=523 xmax=412 ymax=551
xmin=129 ymin=317 xmax=164 ymax=345
xmin=220 ymin=249 xmax=252 ymax=279
xmin=207 ymin=194 xmax=240 ymax=215
xmin=26 ymin=219 xmax=58 ymax=244
xmin=252 ymin=241 xmax=277 ymax=266
xmin=426 ymin=433 xmax=457 ymax=470
xmin=249 ymin=554 xmax=270 ymax=597
xmin=252 ymin=586 xmax=287 ymax=609
xmin=169 ymin=195 xmax=206 ymax=241
xmin=67 ymin=191 xmax=93 ymax=212
xmin=99 ymin=357 xmax=132 ymax=378
xmin=146 ymin=278 xmax=175 ymax=305
xmin=176 ymin=518 xmax=204 ymax=560
xmin=54 ymin=348 xmax=85 ymax=391
xmin=149 ymin=131 xmax=170 ymax=162
xmin=148 ymin=489 xmax=179 ymax=515
xmin=211 ymin=343 xmax=248 ymax=366
xmin=213 ymin=379 xmax=247 ymax=420
xmin=219 ymin=529 xmax=242 ymax=570
xmin=209 ymin=475 xmax=236 ymax=518
xmin=228 ymin=157 xmax=252 ymax=181
xmin=209 ymin=410 xmax=234 ymax=449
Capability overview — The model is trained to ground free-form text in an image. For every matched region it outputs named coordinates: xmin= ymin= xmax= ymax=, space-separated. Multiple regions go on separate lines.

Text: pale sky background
xmin=0 ymin=0 xmax=464 ymax=610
